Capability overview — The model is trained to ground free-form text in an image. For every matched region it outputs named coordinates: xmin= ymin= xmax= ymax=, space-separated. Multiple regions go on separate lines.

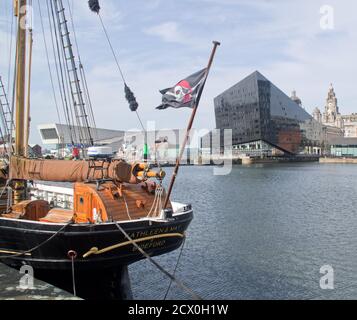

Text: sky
xmin=0 ymin=0 xmax=357 ymax=145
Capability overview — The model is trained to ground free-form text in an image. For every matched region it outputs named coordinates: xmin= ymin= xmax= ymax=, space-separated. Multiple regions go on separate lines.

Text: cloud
xmin=1 ymin=0 xmax=357 ymax=146
xmin=144 ymin=22 xmax=186 ymax=44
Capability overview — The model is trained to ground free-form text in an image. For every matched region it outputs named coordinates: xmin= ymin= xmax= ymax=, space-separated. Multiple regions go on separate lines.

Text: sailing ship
xmin=0 ymin=0 xmax=194 ymax=299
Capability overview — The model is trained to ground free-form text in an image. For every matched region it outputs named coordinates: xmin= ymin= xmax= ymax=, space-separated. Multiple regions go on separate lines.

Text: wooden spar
xmin=15 ymin=0 xmax=27 ymax=157
xmin=24 ymin=28 xmax=33 ymax=157
xmin=14 ymin=0 xmax=19 ymax=17
xmin=14 ymin=0 xmax=28 ymax=203
xmin=163 ymin=41 xmax=221 ymax=209
xmin=6 ymin=156 xmax=162 ymax=184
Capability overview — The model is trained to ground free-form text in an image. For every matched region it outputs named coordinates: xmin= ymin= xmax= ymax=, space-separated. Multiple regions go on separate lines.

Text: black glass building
xmin=214 ymin=71 xmax=324 ymax=154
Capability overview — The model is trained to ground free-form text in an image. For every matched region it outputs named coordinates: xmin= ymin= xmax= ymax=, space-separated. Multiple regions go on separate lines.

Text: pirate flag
xmin=157 ymin=68 xmax=207 ymax=110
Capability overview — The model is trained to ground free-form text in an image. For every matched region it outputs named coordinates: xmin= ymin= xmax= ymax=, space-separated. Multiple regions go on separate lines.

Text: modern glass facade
xmin=330 ymin=138 xmax=357 ymax=157
xmin=331 ymin=146 xmax=357 ymax=157
xmin=214 ymin=71 xmax=324 ymax=154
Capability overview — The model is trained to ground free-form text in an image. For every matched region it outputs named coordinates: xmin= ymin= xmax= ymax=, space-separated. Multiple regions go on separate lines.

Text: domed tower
xmin=313 ymin=107 xmax=322 ymax=123
xmin=290 ymin=90 xmax=302 ymax=107
xmin=323 ymin=83 xmax=340 ymax=123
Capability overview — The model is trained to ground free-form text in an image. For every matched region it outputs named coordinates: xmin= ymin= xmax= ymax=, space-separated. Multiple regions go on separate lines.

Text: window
xmin=40 ymin=128 xmax=59 ymax=140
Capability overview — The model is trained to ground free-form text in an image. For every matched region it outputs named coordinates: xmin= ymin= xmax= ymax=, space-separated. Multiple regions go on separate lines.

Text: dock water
xmin=0 ymin=263 xmax=80 ymax=300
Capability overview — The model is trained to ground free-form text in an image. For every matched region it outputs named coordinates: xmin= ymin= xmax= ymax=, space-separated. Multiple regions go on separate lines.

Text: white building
xmin=313 ymin=84 xmax=357 ymax=138
xmin=38 ymin=123 xmax=124 ymax=146
xmin=38 ymin=124 xmax=204 ymax=163
xmin=342 ymin=114 xmax=357 ymax=138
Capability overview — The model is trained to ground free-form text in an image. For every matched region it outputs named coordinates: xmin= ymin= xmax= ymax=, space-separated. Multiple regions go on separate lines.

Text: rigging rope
xmin=122 ymin=192 xmax=132 ymax=221
xmin=0 ymin=180 xmax=10 ymax=203
xmin=48 ymin=0 xmax=77 ymax=144
xmin=0 ymin=123 xmax=6 ymax=155
xmin=146 ymin=184 xmax=164 ymax=218
xmin=9 ymin=21 xmax=19 ymax=153
xmin=114 ymin=221 xmax=202 ymax=300
xmin=88 ymin=1 xmax=146 ymax=134
xmin=47 ymin=0 xmax=77 ymax=145
xmin=37 ymin=0 xmax=62 ymax=125
xmin=79 ymin=63 xmax=98 ymax=142
xmin=7 ymin=2 xmax=15 ymax=97
xmin=164 ymin=236 xmax=187 ymax=300
xmin=66 ymin=0 xmax=98 ymax=141
xmin=52 ymin=0 xmax=90 ymax=146
xmin=97 ymin=13 xmax=126 ymax=84
xmin=0 ymin=221 xmax=72 ymax=260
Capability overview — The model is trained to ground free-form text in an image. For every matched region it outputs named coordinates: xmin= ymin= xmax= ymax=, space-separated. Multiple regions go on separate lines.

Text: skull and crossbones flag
xmin=156 ymin=68 xmax=207 ymax=110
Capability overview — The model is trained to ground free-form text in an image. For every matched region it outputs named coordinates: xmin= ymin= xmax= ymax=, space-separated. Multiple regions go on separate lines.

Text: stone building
xmin=313 ymin=84 xmax=357 ymax=137
xmin=342 ymin=114 xmax=357 ymax=138
xmin=312 ymin=107 xmax=322 ymax=123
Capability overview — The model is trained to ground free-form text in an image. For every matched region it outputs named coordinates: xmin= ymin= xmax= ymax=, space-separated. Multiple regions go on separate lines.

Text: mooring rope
xmin=163 ymin=236 xmax=187 ymax=300
xmin=113 ymin=222 xmax=202 ymax=300
xmin=67 ymin=250 xmax=77 ymax=297
xmin=71 ymin=258 xmax=76 ymax=296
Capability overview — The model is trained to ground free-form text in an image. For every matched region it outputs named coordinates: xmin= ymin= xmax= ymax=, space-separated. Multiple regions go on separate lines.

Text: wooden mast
xmin=24 ymin=28 xmax=33 ymax=157
xmin=14 ymin=0 xmax=28 ymax=203
xmin=163 ymin=41 xmax=221 ymax=209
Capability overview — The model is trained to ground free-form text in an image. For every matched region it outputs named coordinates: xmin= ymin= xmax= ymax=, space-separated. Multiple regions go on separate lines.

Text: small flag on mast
xmin=88 ymin=0 xmax=100 ymax=13
xmin=157 ymin=68 xmax=207 ymax=110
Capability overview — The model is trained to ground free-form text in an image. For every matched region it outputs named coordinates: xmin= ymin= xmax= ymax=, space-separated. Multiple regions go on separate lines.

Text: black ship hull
xmin=0 ymin=209 xmax=193 ymax=271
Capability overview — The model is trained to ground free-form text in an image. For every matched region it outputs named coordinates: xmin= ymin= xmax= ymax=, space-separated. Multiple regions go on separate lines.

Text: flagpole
xmin=163 ymin=41 xmax=221 ymax=209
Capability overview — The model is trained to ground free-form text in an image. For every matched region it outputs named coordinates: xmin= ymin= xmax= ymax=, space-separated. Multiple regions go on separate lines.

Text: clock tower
xmin=322 ymin=84 xmax=340 ymax=124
